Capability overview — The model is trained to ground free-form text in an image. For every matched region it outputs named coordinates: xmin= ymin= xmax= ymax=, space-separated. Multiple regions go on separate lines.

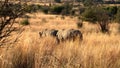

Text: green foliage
xmin=81 ymin=8 xmax=97 ymax=23
xmin=83 ymin=0 xmax=95 ymax=7
xmin=0 ymin=3 xmax=25 ymax=17
xmin=0 ymin=1 xmax=28 ymax=42
xmin=54 ymin=0 xmax=61 ymax=3
xmin=76 ymin=21 xmax=83 ymax=28
xmin=115 ymin=7 xmax=120 ymax=24
xmin=82 ymin=0 xmax=103 ymax=7
xmin=61 ymin=3 xmax=73 ymax=15
xmin=104 ymin=6 xmax=118 ymax=21
xmin=79 ymin=7 xmax=86 ymax=14
xmin=20 ymin=19 xmax=30 ymax=26
xmin=108 ymin=6 xmax=118 ymax=15
xmin=41 ymin=6 xmax=50 ymax=14
xmin=82 ymin=7 xmax=109 ymax=23
xmin=76 ymin=0 xmax=82 ymax=2
xmin=50 ymin=5 xmax=64 ymax=14
xmin=82 ymin=7 xmax=110 ymax=33
xmin=70 ymin=10 xmax=75 ymax=15
xmin=24 ymin=4 xmax=41 ymax=13
xmin=49 ymin=3 xmax=72 ymax=15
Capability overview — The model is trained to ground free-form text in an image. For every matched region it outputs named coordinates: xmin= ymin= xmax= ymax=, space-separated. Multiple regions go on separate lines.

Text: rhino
xmin=70 ymin=29 xmax=83 ymax=41
xmin=56 ymin=29 xmax=83 ymax=43
xmin=39 ymin=29 xmax=58 ymax=38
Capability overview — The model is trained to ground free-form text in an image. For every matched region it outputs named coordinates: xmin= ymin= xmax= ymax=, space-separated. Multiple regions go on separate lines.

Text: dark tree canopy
xmin=115 ymin=7 xmax=120 ymax=24
xmin=54 ymin=0 xmax=61 ymax=3
xmin=0 ymin=0 xmax=28 ymax=45
xmin=82 ymin=7 xmax=110 ymax=33
xmin=81 ymin=0 xmax=103 ymax=6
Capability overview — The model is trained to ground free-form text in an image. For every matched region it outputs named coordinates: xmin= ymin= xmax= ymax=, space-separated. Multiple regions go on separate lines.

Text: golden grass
xmin=0 ymin=12 xmax=120 ymax=68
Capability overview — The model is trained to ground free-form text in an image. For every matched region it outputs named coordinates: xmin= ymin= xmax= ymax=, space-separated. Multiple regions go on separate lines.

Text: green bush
xmin=104 ymin=6 xmax=118 ymax=21
xmin=61 ymin=16 xmax=65 ymax=20
xmin=41 ymin=6 xmax=50 ymax=14
xmin=81 ymin=7 xmax=110 ymax=33
xmin=20 ymin=19 xmax=30 ymax=26
xmin=82 ymin=0 xmax=103 ymax=7
xmin=76 ymin=21 xmax=83 ymax=28
xmin=115 ymin=7 xmax=120 ymax=24
xmin=81 ymin=8 xmax=97 ymax=23
xmin=70 ymin=10 xmax=75 ymax=15
xmin=61 ymin=3 xmax=73 ymax=15
xmin=50 ymin=5 xmax=64 ymax=14
xmin=54 ymin=0 xmax=61 ymax=3
xmin=24 ymin=4 xmax=41 ymax=13
xmin=105 ymin=6 xmax=118 ymax=15
xmin=79 ymin=7 xmax=86 ymax=14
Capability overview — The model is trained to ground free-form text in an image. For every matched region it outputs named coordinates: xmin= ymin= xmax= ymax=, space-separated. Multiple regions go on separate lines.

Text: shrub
xmin=61 ymin=3 xmax=73 ymax=15
xmin=20 ymin=19 xmax=30 ymax=26
xmin=24 ymin=4 xmax=41 ymax=13
xmin=0 ymin=1 xmax=28 ymax=43
xmin=54 ymin=0 xmax=61 ymax=3
xmin=41 ymin=6 xmax=50 ymax=14
xmin=76 ymin=21 xmax=83 ymax=28
xmin=82 ymin=8 xmax=97 ymax=23
xmin=61 ymin=16 xmax=65 ymax=20
xmin=104 ymin=6 xmax=118 ymax=21
xmin=78 ymin=16 xmax=82 ymax=19
xmin=50 ymin=5 xmax=64 ymax=14
xmin=108 ymin=6 xmax=117 ymax=15
xmin=82 ymin=0 xmax=103 ymax=7
xmin=81 ymin=7 xmax=110 ymax=33
xmin=70 ymin=10 xmax=75 ymax=15
xmin=79 ymin=7 xmax=86 ymax=14
xmin=24 ymin=5 xmax=32 ymax=13
xmin=115 ymin=7 xmax=120 ymax=24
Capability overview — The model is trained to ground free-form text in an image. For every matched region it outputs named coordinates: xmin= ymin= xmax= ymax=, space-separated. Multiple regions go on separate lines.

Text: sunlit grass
xmin=0 ymin=13 xmax=120 ymax=68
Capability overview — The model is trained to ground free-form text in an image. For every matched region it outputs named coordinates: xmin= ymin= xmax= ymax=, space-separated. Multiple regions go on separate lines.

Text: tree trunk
xmin=99 ymin=21 xmax=109 ymax=33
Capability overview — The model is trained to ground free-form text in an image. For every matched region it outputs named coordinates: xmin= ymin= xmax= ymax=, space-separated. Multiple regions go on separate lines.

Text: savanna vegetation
xmin=0 ymin=0 xmax=120 ymax=68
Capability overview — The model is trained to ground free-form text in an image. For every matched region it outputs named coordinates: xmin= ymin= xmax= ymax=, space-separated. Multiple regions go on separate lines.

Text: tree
xmin=81 ymin=0 xmax=103 ymax=7
xmin=50 ymin=5 xmax=64 ymax=14
xmin=54 ymin=0 xmax=61 ymax=3
xmin=82 ymin=7 xmax=110 ymax=33
xmin=105 ymin=6 xmax=118 ymax=21
xmin=76 ymin=0 xmax=82 ymax=2
xmin=115 ymin=7 xmax=120 ymax=24
xmin=0 ymin=0 xmax=28 ymax=45
xmin=61 ymin=2 xmax=73 ymax=15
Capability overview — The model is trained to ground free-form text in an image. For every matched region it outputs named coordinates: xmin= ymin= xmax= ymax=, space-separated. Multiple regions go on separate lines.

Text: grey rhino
xmin=39 ymin=29 xmax=58 ymax=37
xmin=56 ymin=29 xmax=83 ymax=43
xmin=70 ymin=29 xmax=83 ymax=41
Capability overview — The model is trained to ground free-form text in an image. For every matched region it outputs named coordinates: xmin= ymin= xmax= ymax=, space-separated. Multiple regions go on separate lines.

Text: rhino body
xmin=39 ymin=29 xmax=83 ymax=44
xmin=39 ymin=29 xmax=58 ymax=37
xmin=56 ymin=29 xmax=83 ymax=43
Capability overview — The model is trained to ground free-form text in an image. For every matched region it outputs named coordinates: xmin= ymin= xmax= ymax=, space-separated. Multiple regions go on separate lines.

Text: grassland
xmin=0 ymin=12 xmax=120 ymax=68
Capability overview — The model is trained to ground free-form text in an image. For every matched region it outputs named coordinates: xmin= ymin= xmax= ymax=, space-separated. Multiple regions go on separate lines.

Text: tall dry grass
xmin=0 ymin=30 xmax=120 ymax=68
xmin=0 ymin=13 xmax=120 ymax=68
